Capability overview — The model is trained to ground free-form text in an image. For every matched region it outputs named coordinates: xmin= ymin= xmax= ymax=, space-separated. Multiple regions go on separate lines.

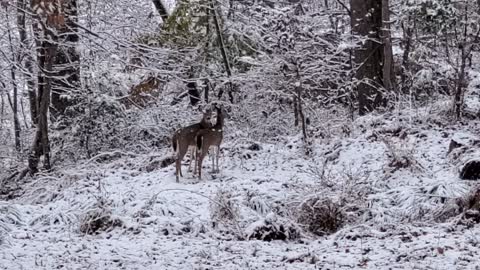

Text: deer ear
xmin=198 ymin=104 xmax=208 ymax=114
xmin=211 ymin=102 xmax=218 ymax=110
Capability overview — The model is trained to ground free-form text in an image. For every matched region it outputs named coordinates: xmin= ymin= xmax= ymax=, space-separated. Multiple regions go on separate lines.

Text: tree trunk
xmin=203 ymin=79 xmax=210 ymax=104
xmin=204 ymin=5 xmax=211 ymax=104
xmin=5 ymin=8 xmax=21 ymax=151
xmin=400 ymin=18 xmax=413 ymax=93
xmin=28 ymin=40 xmax=56 ymax=174
xmin=0 ymin=84 xmax=4 ymax=128
xmin=382 ymin=0 xmax=395 ymax=92
xmin=212 ymin=1 xmax=234 ymax=103
xmin=17 ymin=0 xmax=38 ymax=126
xmin=152 ymin=0 xmax=169 ymax=22
xmin=186 ymin=72 xmax=200 ymax=106
xmin=28 ymin=0 xmax=64 ymax=173
xmin=453 ymin=45 xmax=468 ymax=119
xmin=50 ymin=0 xmax=80 ymax=119
xmin=9 ymin=61 xmax=21 ymax=153
xmin=350 ymin=0 xmax=384 ymax=115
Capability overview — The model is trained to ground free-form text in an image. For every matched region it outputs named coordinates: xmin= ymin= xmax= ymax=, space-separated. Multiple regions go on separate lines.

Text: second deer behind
xmin=195 ymin=106 xmax=226 ymax=179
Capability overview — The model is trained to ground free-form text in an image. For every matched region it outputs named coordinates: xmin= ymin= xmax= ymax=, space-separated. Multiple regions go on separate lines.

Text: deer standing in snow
xmin=195 ymin=105 xmax=225 ymax=179
xmin=172 ymin=108 xmax=212 ymax=182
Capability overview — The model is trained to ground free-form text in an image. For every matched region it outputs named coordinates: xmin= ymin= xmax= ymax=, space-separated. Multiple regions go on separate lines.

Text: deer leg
xmin=215 ymin=146 xmax=220 ymax=173
xmin=193 ymin=147 xmax=198 ymax=175
xmin=197 ymin=148 xmax=208 ymax=180
xmin=175 ymin=144 xmax=188 ymax=182
xmin=211 ymin=147 xmax=215 ymax=173
xmin=209 ymin=146 xmax=215 ymax=173
xmin=187 ymin=147 xmax=195 ymax=172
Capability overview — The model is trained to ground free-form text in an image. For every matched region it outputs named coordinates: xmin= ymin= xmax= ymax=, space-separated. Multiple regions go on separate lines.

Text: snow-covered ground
xmin=1 ymin=106 xmax=480 ymax=270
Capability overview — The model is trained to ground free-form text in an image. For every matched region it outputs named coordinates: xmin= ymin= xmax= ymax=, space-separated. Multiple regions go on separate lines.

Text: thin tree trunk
xmin=400 ymin=18 xmax=412 ymax=92
xmin=152 ymin=0 xmax=169 ymax=22
xmin=0 ymin=86 xmax=4 ymax=128
xmin=453 ymin=4 xmax=471 ymax=119
xmin=212 ymin=1 xmax=234 ymax=103
xmin=382 ymin=0 xmax=395 ymax=92
xmin=297 ymin=87 xmax=307 ymax=142
xmin=453 ymin=46 xmax=467 ymax=119
xmin=20 ymin=95 xmax=28 ymax=129
xmin=5 ymin=8 xmax=21 ymax=152
xmin=293 ymin=96 xmax=299 ymax=127
xmin=17 ymin=0 xmax=38 ymax=126
xmin=204 ymin=5 xmax=211 ymax=104
xmin=10 ymin=63 xmax=21 ymax=153
xmin=204 ymin=80 xmax=210 ymax=104
xmin=187 ymin=70 xmax=200 ymax=106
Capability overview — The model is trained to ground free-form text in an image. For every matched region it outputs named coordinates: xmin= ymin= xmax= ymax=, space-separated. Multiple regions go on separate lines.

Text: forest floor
xmin=1 ymin=99 xmax=480 ymax=269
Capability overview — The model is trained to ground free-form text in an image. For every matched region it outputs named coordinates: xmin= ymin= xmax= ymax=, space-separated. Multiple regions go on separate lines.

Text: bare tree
xmin=17 ymin=0 xmax=38 ymax=125
xmin=452 ymin=3 xmax=480 ymax=119
xmin=28 ymin=0 xmax=65 ymax=173
xmin=212 ymin=0 xmax=234 ymax=103
xmin=4 ymin=7 xmax=21 ymax=151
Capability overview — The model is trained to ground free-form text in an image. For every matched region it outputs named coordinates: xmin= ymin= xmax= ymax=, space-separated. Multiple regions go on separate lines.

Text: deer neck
xmin=200 ymin=118 xmax=211 ymax=128
xmin=214 ymin=111 xmax=224 ymax=129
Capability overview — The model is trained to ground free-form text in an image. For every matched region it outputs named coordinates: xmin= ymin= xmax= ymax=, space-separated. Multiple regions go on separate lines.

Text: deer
xmin=195 ymin=105 xmax=225 ymax=179
xmin=172 ymin=108 xmax=212 ymax=182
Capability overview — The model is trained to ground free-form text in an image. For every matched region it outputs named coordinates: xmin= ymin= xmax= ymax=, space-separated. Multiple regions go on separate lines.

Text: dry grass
xmin=297 ymin=196 xmax=345 ymax=236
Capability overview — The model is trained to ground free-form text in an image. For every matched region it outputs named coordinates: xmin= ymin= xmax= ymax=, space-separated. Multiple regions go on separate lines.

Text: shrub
xmin=297 ymin=196 xmax=344 ymax=236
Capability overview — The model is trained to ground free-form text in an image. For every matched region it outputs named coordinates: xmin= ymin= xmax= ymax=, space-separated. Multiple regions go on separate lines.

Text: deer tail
xmin=196 ymin=134 xmax=203 ymax=151
xmin=172 ymin=135 xmax=177 ymax=153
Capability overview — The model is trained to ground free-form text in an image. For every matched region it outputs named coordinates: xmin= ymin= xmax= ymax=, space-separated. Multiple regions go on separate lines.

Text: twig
xmin=86 ymin=151 xmax=138 ymax=164
xmin=335 ymin=0 xmax=351 ymax=16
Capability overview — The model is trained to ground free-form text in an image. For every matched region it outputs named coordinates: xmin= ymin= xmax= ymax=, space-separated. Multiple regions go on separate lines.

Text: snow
xmin=1 ymin=108 xmax=480 ymax=269
xmin=1 ymin=1 xmax=480 ymax=269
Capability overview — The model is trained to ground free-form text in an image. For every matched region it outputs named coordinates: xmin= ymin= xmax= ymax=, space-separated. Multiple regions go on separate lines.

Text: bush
xmin=297 ymin=197 xmax=344 ymax=236
xmin=209 ymin=188 xmax=240 ymax=228
xmin=79 ymin=196 xmax=122 ymax=234
xmin=246 ymin=213 xmax=300 ymax=241
xmin=435 ymin=185 xmax=480 ymax=225
xmin=0 ymin=202 xmax=21 ymax=246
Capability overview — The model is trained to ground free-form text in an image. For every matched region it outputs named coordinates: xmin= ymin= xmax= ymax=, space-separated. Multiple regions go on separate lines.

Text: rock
xmin=247 ymin=143 xmax=262 ymax=151
xmin=461 ymin=159 xmax=480 ymax=180
xmin=448 ymin=133 xmax=480 ymax=180
xmin=448 ymin=132 xmax=480 ymax=154
xmin=146 ymin=156 xmax=175 ymax=172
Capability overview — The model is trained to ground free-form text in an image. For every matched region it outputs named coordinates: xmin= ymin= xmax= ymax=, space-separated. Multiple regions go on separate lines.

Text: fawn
xmin=172 ymin=108 xmax=212 ymax=182
xmin=195 ymin=106 xmax=225 ymax=179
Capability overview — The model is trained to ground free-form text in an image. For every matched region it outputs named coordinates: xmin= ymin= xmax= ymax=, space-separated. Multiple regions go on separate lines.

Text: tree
xmin=382 ymin=0 xmax=395 ymax=93
xmin=4 ymin=7 xmax=21 ymax=151
xmin=49 ymin=0 xmax=80 ymax=119
xmin=350 ymin=0 xmax=385 ymax=115
xmin=17 ymin=0 xmax=37 ymax=125
xmin=152 ymin=0 xmax=169 ymax=22
xmin=28 ymin=0 xmax=65 ymax=173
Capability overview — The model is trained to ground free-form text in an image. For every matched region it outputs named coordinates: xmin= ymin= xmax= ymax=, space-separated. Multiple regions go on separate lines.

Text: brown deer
xmin=172 ymin=108 xmax=212 ymax=182
xmin=195 ymin=106 xmax=225 ymax=179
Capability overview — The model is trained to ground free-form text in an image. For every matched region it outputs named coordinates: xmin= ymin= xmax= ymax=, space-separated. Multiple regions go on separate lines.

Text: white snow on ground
xmin=1 ymin=108 xmax=480 ymax=270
